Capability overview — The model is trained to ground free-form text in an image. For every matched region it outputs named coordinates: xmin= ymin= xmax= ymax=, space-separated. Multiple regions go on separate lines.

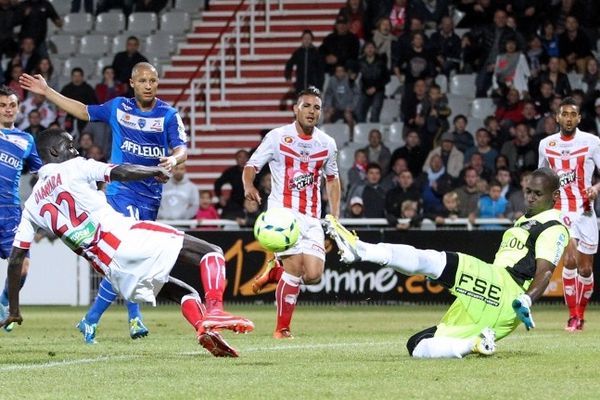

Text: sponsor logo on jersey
xmin=287 ymin=169 xmax=315 ymax=191
xmin=282 ymin=136 xmax=294 ymax=144
xmin=1 ymin=133 xmax=29 ymax=150
xmin=557 ymin=169 xmax=576 ymax=187
xmin=549 ymin=141 xmax=556 ymax=147
xmin=0 ymin=151 xmax=20 ymax=168
xmin=116 ymin=109 xmax=165 ymax=133
xmin=122 ymin=103 xmax=132 ymax=111
xmin=120 ymin=140 xmax=165 ymax=158
xmin=64 ymin=221 xmax=96 ymax=250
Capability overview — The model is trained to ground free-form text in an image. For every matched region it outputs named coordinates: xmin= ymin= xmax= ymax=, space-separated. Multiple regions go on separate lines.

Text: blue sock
xmin=1 ymin=275 xmax=27 ymax=307
xmin=126 ymin=301 xmax=142 ymax=321
xmin=85 ymin=277 xmax=117 ymax=324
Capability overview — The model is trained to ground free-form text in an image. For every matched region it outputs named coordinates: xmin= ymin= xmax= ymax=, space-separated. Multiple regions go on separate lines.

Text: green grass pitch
xmin=1 ymin=304 xmax=599 ymax=399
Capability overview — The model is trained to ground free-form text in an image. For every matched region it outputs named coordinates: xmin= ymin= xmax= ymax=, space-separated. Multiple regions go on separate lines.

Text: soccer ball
xmin=253 ymin=208 xmax=300 ymax=252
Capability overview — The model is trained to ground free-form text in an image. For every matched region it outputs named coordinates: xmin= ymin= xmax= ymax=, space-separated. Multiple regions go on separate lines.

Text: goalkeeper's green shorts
xmin=434 ymin=253 xmax=524 ymax=341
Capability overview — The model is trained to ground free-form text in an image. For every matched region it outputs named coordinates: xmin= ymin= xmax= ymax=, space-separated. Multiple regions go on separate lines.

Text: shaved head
xmin=131 ymin=62 xmax=157 ymax=78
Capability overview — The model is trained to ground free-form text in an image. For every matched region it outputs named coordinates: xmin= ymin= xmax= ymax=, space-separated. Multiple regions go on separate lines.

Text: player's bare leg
xmin=562 ymin=240 xmax=580 ymax=331
xmin=575 ymin=251 xmax=594 ymax=330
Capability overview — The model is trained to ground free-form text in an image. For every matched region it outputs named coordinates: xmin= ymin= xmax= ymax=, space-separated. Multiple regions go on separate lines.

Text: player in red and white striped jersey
xmin=538 ymin=97 xmax=600 ymax=331
xmin=0 ymin=129 xmax=253 ymax=357
xmin=243 ymin=87 xmax=341 ymax=339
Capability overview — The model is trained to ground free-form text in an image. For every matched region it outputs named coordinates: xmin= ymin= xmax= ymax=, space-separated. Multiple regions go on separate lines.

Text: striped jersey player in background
xmin=20 ymin=64 xmax=231 ymax=343
xmin=538 ymin=97 xmax=600 ymax=331
xmin=0 ymin=86 xmax=42 ymax=333
xmin=243 ymin=87 xmax=341 ymax=339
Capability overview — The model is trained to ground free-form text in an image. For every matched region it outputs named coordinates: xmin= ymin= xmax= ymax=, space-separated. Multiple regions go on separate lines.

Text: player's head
xmin=294 ymin=86 xmax=322 ymax=134
xmin=525 ymin=167 xmax=560 ymax=216
xmin=130 ymin=62 xmax=159 ymax=107
xmin=36 ymin=128 xmax=79 ymax=164
xmin=0 ymin=85 xmax=19 ymax=129
xmin=556 ymin=97 xmax=581 ymax=136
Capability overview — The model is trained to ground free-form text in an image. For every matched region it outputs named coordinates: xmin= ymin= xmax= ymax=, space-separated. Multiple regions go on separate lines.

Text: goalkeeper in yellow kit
xmin=323 ymin=168 xmax=569 ymax=358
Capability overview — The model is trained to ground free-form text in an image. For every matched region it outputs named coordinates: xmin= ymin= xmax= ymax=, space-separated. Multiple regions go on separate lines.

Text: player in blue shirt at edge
xmin=19 ymin=63 xmax=188 ymax=343
xmin=0 ymin=86 xmax=43 ymax=333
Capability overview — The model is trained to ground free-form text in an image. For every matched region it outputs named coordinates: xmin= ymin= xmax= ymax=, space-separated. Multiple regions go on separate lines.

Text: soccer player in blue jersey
xmin=19 ymin=63 xmax=188 ymax=343
xmin=0 ymin=86 xmax=43 ymax=333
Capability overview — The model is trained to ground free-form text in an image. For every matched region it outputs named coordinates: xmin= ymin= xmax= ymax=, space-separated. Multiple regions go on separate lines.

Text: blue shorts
xmin=0 ymin=207 xmax=21 ymax=259
xmin=107 ymin=193 xmax=160 ymax=221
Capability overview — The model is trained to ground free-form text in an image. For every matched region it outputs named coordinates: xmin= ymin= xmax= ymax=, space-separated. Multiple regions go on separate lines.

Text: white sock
xmin=281 ymin=272 xmax=301 ymax=287
xmin=412 ymin=337 xmax=475 ymax=358
xmin=357 ymin=242 xmax=446 ymax=279
xmin=563 ymin=268 xmax=578 ymax=279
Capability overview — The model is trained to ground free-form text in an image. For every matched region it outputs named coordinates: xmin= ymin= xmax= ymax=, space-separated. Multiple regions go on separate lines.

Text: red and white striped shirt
xmin=247 ymin=123 xmax=339 ymax=218
xmin=538 ymin=129 xmax=600 ymax=213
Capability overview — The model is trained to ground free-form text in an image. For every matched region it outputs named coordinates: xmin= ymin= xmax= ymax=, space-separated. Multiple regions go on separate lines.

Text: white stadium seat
xmin=127 ymin=12 xmax=158 ymax=35
xmin=385 ymin=75 xmax=401 ymax=98
xmin=160 ymin=10 xmax=191 ymax=36
xmin=80 ymin=34 xmax=110 ymax=57
xmin=435 ymin=74 xmax=448 ymax=93
xmin=62 ymin=13 xmax=93 ymax=35
xmin=447 ymin=94 xmax=471 ymax=121
xmin=387 ymin=122 xmax=405 ymax=149
xmin=321 ymin=123 xmax=350 ymax=146
xmin=94 ymin=12 xmax=126 ymax=34
xmin=470 ymin=98 xmax=496 ymax=119
xmin=379 ymin=97 xmax=400 ymax=124
xmin=95 ymin=56 xmax=114 ymax=77
xmin=338 ymin=143 xmax=363 ymax=173
xmin=144 ymin=33 xmax=175 ymax=59
xmin=63 ymin=56 xmax=96 ymax=78
xmin=49 ymin=34 xmax=77 ymax=57
xmin=112 ymin=34 xmax=130 ymax=54
xmin=466 ymin=117 xmax=484 ymax=136
xmin=449 ymin=74 xmax=476 ymax=98
xmin=49 ymin=0 xmax=71 ymax=16
xmin=353 ymin=123 xmax=383 ymax=145
xmin=175 ymin=0 xmax=203 ymax=13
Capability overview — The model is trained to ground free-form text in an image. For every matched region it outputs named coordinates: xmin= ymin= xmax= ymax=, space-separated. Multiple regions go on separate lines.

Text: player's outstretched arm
xmin=111 ymin=164 xmax=171 ymax=182
xmin=0 ymin=247 xmax=27 ymax=328
xmin=19 ymin=73 xmax=89 ymax=122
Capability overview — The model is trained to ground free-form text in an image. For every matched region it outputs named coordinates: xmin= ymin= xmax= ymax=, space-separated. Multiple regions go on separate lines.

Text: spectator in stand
xmin=22 ymin=109 xmax=45 ymax=139
xmin=284 ymin=30 xmax=324 ymax=93
xmin=430 ymin=15 xmax=462 ymax=77
xmin=80 ymin=121 xmax=112 ymax=159
xmin=580 ymin=58 xmax=600 ymax=108
xmin=558 ymin=15 xmax=593 ymax=73
xmin=10 ymin=37 xmax=40 ymax=76
xmin=76 ymin=132 xmax=94 ymax=158
xmin=32 ymin=57 xmax=59 ymax=91
xmin=95 ymin=66 xmax=127 ymax=104
xmin=495 ymin=166 xmax=514 ymax=199
xmin=424 ymin=131 xmax=464 ymax=178
xmin=455 ymin=0 xmax=495 ymax=29
xmin=474 ymin=9 xmax=523 ymax=97
xmin=357 ymin=41 xmax=389 ymax=123
xmin=347 ymin=148 xmax=368 ymax=191
xmin=580 ymin=98 xmax=600 ymax=135
xmin=358 ymin=163 xmax=386 ymax=218
xmin=16 ymin=0 xmax=62 ymax=55
xmin=385 ymin=169 xmax=421 ymax=219
xmin=362 ymin=128 xmax=391 ymax=173
xmin=411 ymin=0 xmax=448 ymax=29
xmin=112 ymin=36 xmax=148 ymax=94
xmin=525 ymin=34 xmax=548 ymax=82
xmin=0 ymin=0 xmax=20 ymax=63
xmin=420 ymin=153 xmax=454 ymax=216
xmin=195 ymin=191 xmax=220 ymax=224
xmin=363 ymin=0 xmax=393 ymax=39
xmin=540 ymin=20 xmax=560 ymax=58
xmin=319 ymin=15 xmax=360 ymax=75
xmin=257 ymin=171 xmax=272 ymax=210
xmin=235 ymin=199 xmax=261 ymax=228
xmin=372 ymin=17 xmax=397 ymax=70
xmin=70 ymin=0 xmax=94 ymax=13
xmin=6 ymin=64 xmax=24 ymax=101
xmin=60 ymin=68 xmax=98 ymax=134
xmin=532 ymin=115 xmax=558 ymax=148
xmin=464 ymin=128 xmax=498 ymax=173
xmin=338 ymin=0 xmax=365 ymax=41
xmin=393 ymin=16 xmax=429 ymax=71
xmin=495 ymin=88 xmax=525 ymax=130
xmin=134 ymin=0 xmax=168 ymax=13
xmin=345 ymin=163 xmax=383 ymax=212
xmin=501 ymin=122 xmax=537 ymax=172
xmin=459 ymin=31 xmax=480 ymax=74
xmin=537 ymin=57 xmax=571 ymax=97
xmin=521 ymin=101 xmax=540 ymax=131
xmin=215 ymin=149 xmax=249 ymax=220
xmin=426 ymin=191 xmax=460 ymax=226
xmin=390 ymin=129 xmax=427 ymax=178
xmin=397 ymin=200 xmax=421 ymax=230
xmin=157 ymin=163 xmax=199 ymax=221
xmin=323 ymin=64 xmax=359 ymax=133
xmin=17 ymin=93 xmax=56 ymax=130
xmin=492 ymin=37 xmax=531 ymax=98
xmin=472 ymin=179 xmax=507 ymax=229
xmin=400 ymin=78 xmax=427 ymax=128
xmin=449 ymin=115 xmax=474 ymax=154
xmin=345 ymin=196 xmax=364 ymax=218
xmin=417 ymin=83 xmax=451 ymax=150
xmin=505 ymin=170 xmax=531 ymax=220
xmin=87 ymin=144 xmax=106 ymax=162
xmin=388 ymin=0 xmax=409 ymax=36
xmin=495 ymin=153 xmax=510 ymax=171
xmin=381 ymin=157 xmax=408 ymax=191
xmin=531 ymin=79 xmax=554 ymax=117
xmin=465 ymin=151 xmax=493 ymax=182
xmin=484 ymin=115 xmax=508 ymax=150
xmin=455 ymin=166 xmax=480 ymax=218
xmin=396 ymin=32 xmax=436 ymax=98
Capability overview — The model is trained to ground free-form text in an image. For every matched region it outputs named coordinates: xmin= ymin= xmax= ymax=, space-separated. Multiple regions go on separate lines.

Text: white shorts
xmin=107 ymin=222 xmax=185 ymax=304
xmin=276 ymin=211 xmax=325 ymax=261
xmin=562 ymin=211 xmax=598 ymax=254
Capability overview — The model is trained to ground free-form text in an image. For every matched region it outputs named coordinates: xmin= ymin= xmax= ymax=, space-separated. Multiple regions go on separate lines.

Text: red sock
xmin=562 ymin=268 xmax=578 ymax=318
xmin=269 ymin=261 xmax=284 ymax=283
xmin=275 ymin=272 xmax=301 ymax=331
xmin=576 ymin=274 xmax=594 ymax=320
xmin=200 ymin=252 xmax=226 ymax=313
xmin=181 ymin=295 xmax=206 ymax=331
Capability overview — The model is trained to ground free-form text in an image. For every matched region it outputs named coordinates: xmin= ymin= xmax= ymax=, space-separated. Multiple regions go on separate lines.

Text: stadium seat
xmin=435 ymin=74 xmax=448 ymax=93
xmin=62 ymin=13 xmax=93 ymax=35
xmin=175 ymin=0 xmax=203 ymax=13
xmin=49 ymin=0 xmax=71 ymax=16
xmin=160 ymin=10 xmax=191 ymax=36
xmin=447 ymin=94 xmax=471 ymax=121
xmin=338 ymin=143 xmax=363 ymax=173
xmin=127 ymin=12 xmax=158 ymax=35
xmin=385 ymin=75 xmax=401 ymax=98
xmin=95 ymin=12 xmax=126 ymax=34
xmin=63 ymin=57 xmax=96 ymax=78
xmin=449 ymin=74 xmax=476 ymax=98
xmin=466 ymin=117 xmax=484 ymax=136
xmin=49 ymin=34 xmax=78 ymax=57
xmin=144 ymin=33 xmax=175 ymax=59
xmin=80 ymin=34 xmax=110 ymax=57
xmin=387 ymin=122 xmax=405 ymax=149
xmin=112 ymin=34 xmax=130 ymax=54
xmin=353 ymin=123 xmax=383 ymax=145
xmin=470 ymin=98 xmax=496 ymax=119
xmin=379 ymin=98 xmax=400 ymax=124
xmin=321 ymin=123 xmax=350 ymax=146
xmin=567 ymin=72 xmax=583 ymax=90
xmin=95 ymin=56 xmax=114 ymax=77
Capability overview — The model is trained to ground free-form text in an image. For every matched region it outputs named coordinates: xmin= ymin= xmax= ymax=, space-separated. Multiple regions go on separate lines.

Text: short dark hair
xmin=127 ymin=36 xmax=139 ymax=43
xmin=366 ymin=162 xmax=382 ymax=172
xmin=102 ymin=65 xmax=114 ymax=74
xmin=532 ymin=167 xmax=559 ymax=192
xmin=489 ymin=179 xmax=502 ymax=189
xmin=71 ymin=67 xmax=84 ymax=76
xmin=453 ymin=114 xmax=467 ymax=124
xmin=301 ymin=29 xmax=314 ymax=39
xmin=297 ymin=86 xmax=322 ymax=101
xmin=559 ymin=96 xmax=579 ymax=113
xmin=35 ymin=128 xmax=68 ymax=152
xmin=0 ymin=85 xmax=18 ymax=98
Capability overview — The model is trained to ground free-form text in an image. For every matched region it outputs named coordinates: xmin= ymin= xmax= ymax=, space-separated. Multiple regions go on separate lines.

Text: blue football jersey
xmin=0 ymin=128 xmax=42 ymax=206
xmin=87 ymin=97 xmax=187 ymax=203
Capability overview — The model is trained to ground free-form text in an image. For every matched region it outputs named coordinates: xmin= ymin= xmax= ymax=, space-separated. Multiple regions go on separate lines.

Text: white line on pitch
xmin=0 ymin=355 xmax=139 ymax=372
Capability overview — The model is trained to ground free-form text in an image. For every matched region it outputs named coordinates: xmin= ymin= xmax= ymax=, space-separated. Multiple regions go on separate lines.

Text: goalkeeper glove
xmin=512 ymin=294 xmax=535 ymax=330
